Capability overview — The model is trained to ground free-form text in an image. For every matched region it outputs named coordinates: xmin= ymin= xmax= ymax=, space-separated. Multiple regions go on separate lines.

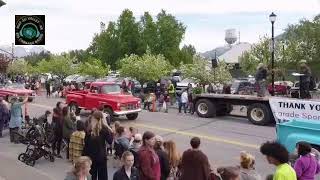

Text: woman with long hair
xmin=62 ymin=106 xmax=75 ymax=159
xmin=52 ymin=101 xmax=64 ymax=158
xmin=138 ymin=131 xmax=161 ymax=180
xmin=164 ymin=140 xmax=181 ymax=180
xmin=82 ymin=110 xmax=113 ymax=180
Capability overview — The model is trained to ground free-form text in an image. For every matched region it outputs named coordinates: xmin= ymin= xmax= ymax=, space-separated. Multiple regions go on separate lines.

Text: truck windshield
xmin=101 ymin=84 xmax=121 ymax=94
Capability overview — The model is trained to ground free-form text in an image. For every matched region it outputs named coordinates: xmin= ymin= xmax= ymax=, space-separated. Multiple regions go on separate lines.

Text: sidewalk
xmin=0 ymin=130 xmax=117 ymax=180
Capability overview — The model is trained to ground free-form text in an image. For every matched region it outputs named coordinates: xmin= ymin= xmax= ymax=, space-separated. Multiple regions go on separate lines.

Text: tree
xmin=78 ymin=57 xmax=109 ymax=78
xmin=180 ymin=56 xmax=232 ymax=85
xmin=117 ymin=9 xmax=144 ymax=57
xmin=36 ymin=55 xmax=76 ymax=78
xmin=179 ymin=44 xmax=196 ymax=64
xmin=7 ymin=60 xmax=28 ymax=76
xmin=119 ymin=49 xmax=172 ymax=85
xmin=88 ymin=22 xmax=121 ymax=70
xmin=24 ymin=50 xmax=51 ymax=66
xmin=156 ymin=10 xmax=186 ymax=67
xmin=140 ymin=12 xmax=158 ymax=53
xmin=88 ymin=9 xmax=191 ymax=69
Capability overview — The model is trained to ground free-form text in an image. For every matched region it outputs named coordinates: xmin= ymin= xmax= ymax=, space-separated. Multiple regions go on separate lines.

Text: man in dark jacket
xmin=255 ymin=63 xmax=267 ymax=97
xmin=180 ymin=137 xmax=211 ymax=180
xmin=154 ymin=135 xmax=170 ymax=180
xmin=299 ymin=60 xmax=312 ymax=99
xmin=113 ymin=151 xmax=139 ymax=180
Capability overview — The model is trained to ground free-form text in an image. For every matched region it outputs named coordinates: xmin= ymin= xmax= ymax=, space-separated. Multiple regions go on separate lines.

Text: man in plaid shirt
xmin=69 ymin=120 xmax=86 ymax=163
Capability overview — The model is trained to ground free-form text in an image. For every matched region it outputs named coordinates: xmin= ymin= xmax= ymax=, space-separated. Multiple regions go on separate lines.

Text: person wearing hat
xmin=154 ymin=135 xmax=170 ymax=180
xmin=9 ymin=96 xmax=28 ymax=143
xmin=0 ymin=97 xmax=10 ymax=138
xmin=255 ymin=63 xmax=267 ymax=97
xmin=299 ymin=60 xmax=312 ymax=99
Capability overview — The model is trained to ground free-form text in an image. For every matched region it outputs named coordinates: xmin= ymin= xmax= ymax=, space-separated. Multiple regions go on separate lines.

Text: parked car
xmin=0 ymin=83 xmax=35 ymax=102
xmin=268 ymin=81 xmax=292 ymax=95
xmin=64 ymin=74 xmax=80 ymax=83
xmin=176 ymin=78 xmax=195 ymax=94
xmin=230 ymin=80 xmax=255 ymax=95
xmin=66 ymin=81 xmax=141 ymax=121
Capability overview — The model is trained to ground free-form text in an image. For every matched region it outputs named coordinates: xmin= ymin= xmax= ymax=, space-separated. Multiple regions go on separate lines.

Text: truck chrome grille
xmin=127 ymin=104 xmax=136 ymax=110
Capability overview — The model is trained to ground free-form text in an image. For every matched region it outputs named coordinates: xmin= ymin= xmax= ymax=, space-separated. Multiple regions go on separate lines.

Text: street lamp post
xmin=269 ymin=12 xmax=276 ymax=96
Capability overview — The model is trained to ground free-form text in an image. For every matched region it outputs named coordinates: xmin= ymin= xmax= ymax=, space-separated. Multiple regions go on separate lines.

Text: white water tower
xmin=225 ymin=29 xmax=237 ymax=46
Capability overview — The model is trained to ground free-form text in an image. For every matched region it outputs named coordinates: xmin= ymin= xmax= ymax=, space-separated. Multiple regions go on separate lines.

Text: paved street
xmin=0 ymin=96 xmax=277 ymax=179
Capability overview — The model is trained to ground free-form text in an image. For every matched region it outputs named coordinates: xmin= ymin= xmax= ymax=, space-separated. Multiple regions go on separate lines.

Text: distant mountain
xmin=0 ymin=45 xmax=48 ymax=58
xmin=201 ymin=46 xmax=231 ymax=60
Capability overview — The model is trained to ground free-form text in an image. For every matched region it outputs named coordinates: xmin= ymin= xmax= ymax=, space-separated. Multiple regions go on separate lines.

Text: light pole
xmin=269 ymin=12 xmax=276 ymax=96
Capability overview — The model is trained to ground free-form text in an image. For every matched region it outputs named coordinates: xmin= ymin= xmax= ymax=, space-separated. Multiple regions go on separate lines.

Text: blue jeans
xmin=179 ymin=103 xmax=187 ymax=113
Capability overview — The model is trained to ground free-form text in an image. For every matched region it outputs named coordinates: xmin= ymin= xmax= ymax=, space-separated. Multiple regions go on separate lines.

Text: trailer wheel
xmin=195 ymin=99 xmax=216 ymax=118
xmin=69 ymin=102 xmax=80 ymax=114
xmin=247 ymin=103 xmax=271 ymax=125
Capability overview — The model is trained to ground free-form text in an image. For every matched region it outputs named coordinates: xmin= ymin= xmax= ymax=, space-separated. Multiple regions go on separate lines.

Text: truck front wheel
xmin=126 ymin=113 xmax=138 ymax=120
xmin=195 ymin=99 xmax=216 ymax=118
xmin=247 ymin=103 xmax=271 ymax=125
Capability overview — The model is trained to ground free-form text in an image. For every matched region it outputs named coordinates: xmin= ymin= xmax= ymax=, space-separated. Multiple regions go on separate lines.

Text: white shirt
xmin=181 ymin=92 xmax=188 ymax=103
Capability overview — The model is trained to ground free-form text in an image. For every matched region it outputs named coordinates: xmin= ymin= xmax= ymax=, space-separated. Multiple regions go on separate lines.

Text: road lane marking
xmin=133 ymin=123 xmax=260 ymax=149
xmin=30 ymin=103 xmax=260 ymax=149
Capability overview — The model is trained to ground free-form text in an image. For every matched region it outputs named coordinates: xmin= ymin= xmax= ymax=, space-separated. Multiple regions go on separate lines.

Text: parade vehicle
xmin=0 ymin=83 xmax=35 ymax=102
xmin=193 ymin=93 xmax=320 ymax=126
xmin=66 ymin=81 xmax=141 ymax=121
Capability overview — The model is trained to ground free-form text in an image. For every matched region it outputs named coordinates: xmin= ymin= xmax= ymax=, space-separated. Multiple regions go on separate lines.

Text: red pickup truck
xmin=66 ymin=82 xmax=141 ymax=120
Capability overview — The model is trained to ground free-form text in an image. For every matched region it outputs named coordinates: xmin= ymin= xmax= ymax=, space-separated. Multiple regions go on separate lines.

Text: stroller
xmin=17 ymin=118 xmax=55 ymax=166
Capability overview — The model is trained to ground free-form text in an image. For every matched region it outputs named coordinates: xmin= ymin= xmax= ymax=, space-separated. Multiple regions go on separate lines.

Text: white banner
xmin=269 ymin=97 xmax=320 ymax=123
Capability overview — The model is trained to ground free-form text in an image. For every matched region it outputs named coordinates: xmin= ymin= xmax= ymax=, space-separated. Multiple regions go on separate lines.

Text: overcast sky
xmin=0 ymin=0 xmax=319 ymax=53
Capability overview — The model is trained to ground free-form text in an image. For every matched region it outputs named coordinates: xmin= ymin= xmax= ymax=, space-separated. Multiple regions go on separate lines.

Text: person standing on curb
xmin=9 ymin=96 xmax=28 ymax=143
xmin=113 ymin=151 xmax=140 ymax=180
xmin=0 ymin=97 xmax=10 ymax=138
xmin=260 ymin=141 xmax=296 ymax=180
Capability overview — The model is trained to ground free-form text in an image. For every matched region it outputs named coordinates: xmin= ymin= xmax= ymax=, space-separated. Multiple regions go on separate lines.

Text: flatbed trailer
xmin=193 ymin=93 xmax=273 ymax=125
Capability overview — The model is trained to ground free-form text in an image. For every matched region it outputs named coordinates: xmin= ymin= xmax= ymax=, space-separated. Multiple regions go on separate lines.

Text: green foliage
xmin=180 ymin=56 xmax=232 ymax=85
xmin=119 ymin=49 xmax=172 ymax=84
xmin=24 ymin=51 xmax=51 ymax=66
xmin=78 ymin=57 xmax=109 ymax=78
xmin=192 ymin=87 xmax=203 ymax=94
xmin=7 ymin=60 xmax=28 ymax=76
xmin=35 ymin=55 xmax=76 ymax=78
xmin=240 ymin=14 xmax=320 ymax=79
xmin=88 ymin=9 xmax=190 ymax=69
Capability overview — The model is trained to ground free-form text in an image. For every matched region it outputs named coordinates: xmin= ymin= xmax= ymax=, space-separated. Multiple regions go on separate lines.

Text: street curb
xmin=0 ymin=152 xmax=54 ymax=180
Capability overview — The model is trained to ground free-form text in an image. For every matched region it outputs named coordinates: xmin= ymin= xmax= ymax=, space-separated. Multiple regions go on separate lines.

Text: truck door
xmin=85 ymin=85 xmax=101 ymax=110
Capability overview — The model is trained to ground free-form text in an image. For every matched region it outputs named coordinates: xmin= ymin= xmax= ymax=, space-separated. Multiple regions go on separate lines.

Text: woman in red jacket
xmin=138 ymin=131 xmax=161 ymax=180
